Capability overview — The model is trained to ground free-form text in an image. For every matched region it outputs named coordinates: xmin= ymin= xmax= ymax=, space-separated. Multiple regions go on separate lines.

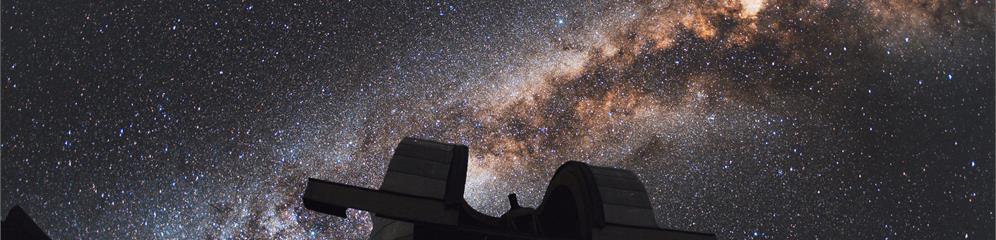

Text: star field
xmin=2 ymin=0 xmax=994 ymax=239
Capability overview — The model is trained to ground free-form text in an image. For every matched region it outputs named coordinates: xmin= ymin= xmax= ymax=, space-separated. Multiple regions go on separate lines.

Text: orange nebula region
xmin=437 ymin=0 xmax=991 ymax=218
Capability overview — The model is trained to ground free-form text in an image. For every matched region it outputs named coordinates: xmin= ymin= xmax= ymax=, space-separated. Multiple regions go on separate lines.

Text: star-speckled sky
xmin=2 ymin=0 xmax=994 ymax=239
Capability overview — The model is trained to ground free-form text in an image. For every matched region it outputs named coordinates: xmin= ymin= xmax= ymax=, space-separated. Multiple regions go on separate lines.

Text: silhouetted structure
xmin=303 ymin=137 xmax=715 ymax=239
xmin=2 ymin=206 xmax=51 ymax=240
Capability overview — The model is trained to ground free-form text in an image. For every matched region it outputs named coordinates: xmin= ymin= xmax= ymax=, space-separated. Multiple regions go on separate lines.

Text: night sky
xmin=2 ymin=0 xmax=994 ymax=239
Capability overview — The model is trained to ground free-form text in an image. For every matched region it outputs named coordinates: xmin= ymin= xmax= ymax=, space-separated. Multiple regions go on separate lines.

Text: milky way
xmin=2 ymin=0 xmax=993 ymax=239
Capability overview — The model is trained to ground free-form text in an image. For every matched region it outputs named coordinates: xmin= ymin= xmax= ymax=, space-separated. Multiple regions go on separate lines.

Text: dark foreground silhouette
xmin=303 ymin=137 xmax=716 ymax=240
xmin=2 ymin=206 xmax=50 ymax=240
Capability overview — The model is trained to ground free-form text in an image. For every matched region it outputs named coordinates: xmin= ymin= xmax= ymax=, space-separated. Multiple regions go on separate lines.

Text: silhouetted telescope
xmin=303 ymin=137 xmax=715 ymax=239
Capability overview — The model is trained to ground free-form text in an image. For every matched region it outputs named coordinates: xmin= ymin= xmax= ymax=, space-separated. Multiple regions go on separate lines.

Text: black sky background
xmin=2 ymin=0 xmax=994 ymax=239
